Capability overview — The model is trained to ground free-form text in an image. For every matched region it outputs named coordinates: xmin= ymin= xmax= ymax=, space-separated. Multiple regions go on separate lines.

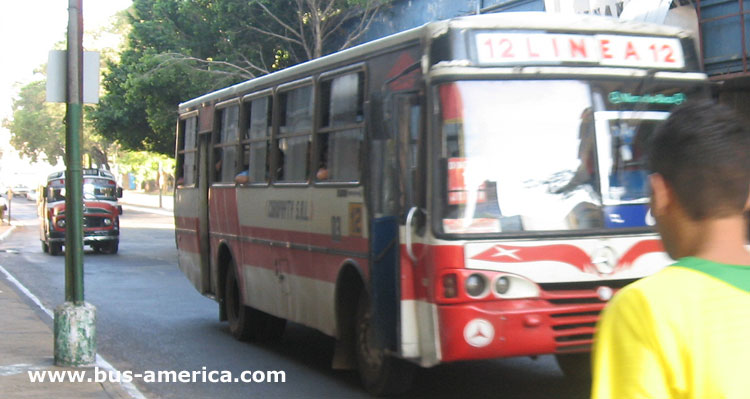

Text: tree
xmin=92 ymin=0 xmax=286 ymax=155
xmin=92 ymin=0 xmax=390 ymax=156
xmin=250 ymin=0 xmax=391 ymax=62
xmin=2 ymin=80 xmax=65 ymax=165
xmin=2 ymin=79 xmax=113 ymax=168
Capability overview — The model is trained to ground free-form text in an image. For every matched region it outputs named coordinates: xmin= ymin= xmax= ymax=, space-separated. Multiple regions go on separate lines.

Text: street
xmin=0 ymin=199 xmax=590 ymax=399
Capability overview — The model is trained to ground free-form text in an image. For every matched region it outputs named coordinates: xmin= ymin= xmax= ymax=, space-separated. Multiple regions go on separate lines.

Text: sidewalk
xmin=120 ymin=191 xmax=173 ymax=211
xmin=0 ymin=228 xmax=137 ymax=398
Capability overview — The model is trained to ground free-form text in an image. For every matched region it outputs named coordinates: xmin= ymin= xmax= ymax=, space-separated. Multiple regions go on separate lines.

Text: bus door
xmin=371 ymin=91 xmax=424 ymax=354
xmin=197 ymin=130 xmax=212 ymax=294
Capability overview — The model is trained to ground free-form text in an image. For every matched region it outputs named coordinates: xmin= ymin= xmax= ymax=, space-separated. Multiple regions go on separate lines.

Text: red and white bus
xmin=174 ymin=12 xmax=709 ymax=394
xmin=39 ymin=169 xmax=123 ymax=255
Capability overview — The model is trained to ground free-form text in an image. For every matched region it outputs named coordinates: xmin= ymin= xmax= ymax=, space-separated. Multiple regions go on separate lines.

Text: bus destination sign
xmin=475 ymin=32 xmax=685 ymax=69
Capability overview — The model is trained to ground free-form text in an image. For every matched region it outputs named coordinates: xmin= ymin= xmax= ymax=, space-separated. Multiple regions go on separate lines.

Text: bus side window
xmin=276 ymin=85 xmax=313 ymax=183
xmin=317 ymin=71 xmax=364 ymax=183
xmin=213 ymin=105 xmax=240 ymax=183
xmin=177 ymin=116 xmax=197 ymax=187
xmin=242 ymin=96 xmax=272 ymax=184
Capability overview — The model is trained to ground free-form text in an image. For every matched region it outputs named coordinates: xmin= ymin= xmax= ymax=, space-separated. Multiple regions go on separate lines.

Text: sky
xmin=0 ymin=0 xmax=132 ymax=185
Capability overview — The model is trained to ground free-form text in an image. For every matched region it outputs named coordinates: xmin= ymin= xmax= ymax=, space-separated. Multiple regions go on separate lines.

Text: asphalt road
xmin=0 ymin=199 xmax=591 ymax=399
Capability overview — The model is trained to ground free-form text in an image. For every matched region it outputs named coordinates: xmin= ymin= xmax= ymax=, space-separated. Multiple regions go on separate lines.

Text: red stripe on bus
xmin=205 ymin=236 xmax=370 ymax=284
xmin=615 ymin=239 xmax=663 ymax=271
xmin=175 ymin=216 xmax=199 ymax=231
xmin=176 ymin=229 xmax=201 ymax=253
xmin=209 ymin=187 xmax=241 ymax=236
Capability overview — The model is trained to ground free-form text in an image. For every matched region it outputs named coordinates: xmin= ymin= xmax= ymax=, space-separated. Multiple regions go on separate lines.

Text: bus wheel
xmin=225 ymin=264 xmax=255 ymax=341
xmin=555 ymin=353 xmax=591 ymax=381
xmin=41 ymin=241 xmax=49 ymax=253
xmin=354 ymin=292 xmax=415 ymax=396
xmin=49 ymin=242 xmax=62 ymax=256
xmin=104 ymin=240 xmax=119 ymax=254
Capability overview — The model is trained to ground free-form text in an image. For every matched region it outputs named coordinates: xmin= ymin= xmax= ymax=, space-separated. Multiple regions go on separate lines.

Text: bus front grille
xmin=540 ymin=279 xmax=636 ymax=353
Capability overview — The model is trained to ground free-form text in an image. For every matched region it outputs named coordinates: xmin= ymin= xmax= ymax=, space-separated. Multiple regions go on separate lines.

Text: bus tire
xmin=104 ymin=240 xmax=119 ymax=254
xmin=555 ymin=353 xmax=591 ymax=381
xmin=355 ymin=291 xmax=415 ymax=396
xmin=49 ymin=242 xmax=62 ymax=256
xmin=225 ymin=263 xmax=255 ymax=341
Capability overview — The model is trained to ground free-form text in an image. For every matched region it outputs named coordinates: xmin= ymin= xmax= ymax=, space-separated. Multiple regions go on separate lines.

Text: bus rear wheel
xmin=225 ymin=264 xmax=256 ymax=341
xmin=49 ymin=242 xmax=62 ymax=256
xmin=102 ymin=240 xmax=119 ymax=254
xmin=354 ymin=291 xmax=415 ymax=396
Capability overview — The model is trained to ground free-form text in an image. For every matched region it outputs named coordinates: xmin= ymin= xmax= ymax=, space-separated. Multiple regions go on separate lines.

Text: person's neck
xmin=678 ymin=216 xmax=750 ymax=266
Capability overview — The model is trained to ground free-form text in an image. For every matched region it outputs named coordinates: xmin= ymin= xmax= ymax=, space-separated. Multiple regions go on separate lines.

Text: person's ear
xmin=649 ymin=173 xmax=671 ymax=217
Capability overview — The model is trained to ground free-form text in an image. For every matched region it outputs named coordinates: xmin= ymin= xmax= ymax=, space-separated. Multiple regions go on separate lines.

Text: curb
xmin=0 ymin=225 xmax=16 ymax=241
xmin=0 ymin=265 xmax=147 ymax=399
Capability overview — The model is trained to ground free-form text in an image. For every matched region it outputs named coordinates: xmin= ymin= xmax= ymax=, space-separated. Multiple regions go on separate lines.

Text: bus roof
xmin=47 ymin=168 xmax=115 ymax=182
xmin=178 ymin=12 xmax=693 ymax=113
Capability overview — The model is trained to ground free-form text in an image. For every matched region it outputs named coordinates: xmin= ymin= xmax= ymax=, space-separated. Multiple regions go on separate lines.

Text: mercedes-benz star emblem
xmin=463 ymin=319 xmax=494 ymax=348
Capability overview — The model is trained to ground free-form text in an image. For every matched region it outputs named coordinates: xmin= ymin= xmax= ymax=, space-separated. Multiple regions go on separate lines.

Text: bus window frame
xmin=273 ymin=78 xmax=315 ymax=187
xmin=176 ymin=111 xmax=199 ymax=188
xmin=315 ymin=64 xmax=368 ymax=187
xmin=240 ymin=89 xmax=274 ymax=187
xmin=212 ymin=99 xmax=242 ymax=186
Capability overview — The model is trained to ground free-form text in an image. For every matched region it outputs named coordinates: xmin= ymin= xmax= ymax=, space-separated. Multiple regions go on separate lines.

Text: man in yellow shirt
xmin=591 ymin=100 xmax=750 ymax=399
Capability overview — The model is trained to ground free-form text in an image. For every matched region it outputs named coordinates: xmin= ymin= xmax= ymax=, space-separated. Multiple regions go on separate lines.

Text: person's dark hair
xmin=649 ymin=100 xmax=750 ymax=220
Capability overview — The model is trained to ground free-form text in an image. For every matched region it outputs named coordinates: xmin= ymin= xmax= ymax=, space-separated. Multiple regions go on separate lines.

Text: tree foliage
xmin=2 ymin=80 xmax=65 ymax=165
xmin=2 ymin=79 xmax=113 ymax=168
xmin=92 ymin=0 xmax=390 ymax=156
xmin=92 ymin=0 xmax=287 ymax=155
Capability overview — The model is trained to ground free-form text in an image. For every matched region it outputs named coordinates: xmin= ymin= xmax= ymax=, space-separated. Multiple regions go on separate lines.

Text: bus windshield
xmin=83 ymin=178 xmax=117 ymax=201
xmin=437 ymin=79 xmax=708 ymax=235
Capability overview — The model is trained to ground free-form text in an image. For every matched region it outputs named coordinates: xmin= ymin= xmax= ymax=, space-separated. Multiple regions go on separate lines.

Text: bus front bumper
xmin=436 ymin=298 xmax=606 ymax=363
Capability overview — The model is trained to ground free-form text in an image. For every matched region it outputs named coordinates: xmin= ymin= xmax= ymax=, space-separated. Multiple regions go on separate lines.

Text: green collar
xmin=673 ymin=257 xmax=750 ymax=293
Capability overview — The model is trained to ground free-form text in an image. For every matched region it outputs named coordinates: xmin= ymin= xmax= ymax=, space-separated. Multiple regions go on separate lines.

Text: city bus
xmin=39 ymin=168 xmax=123 ymax=255
xmin=173 ymin=12 xmax=709 ymax=394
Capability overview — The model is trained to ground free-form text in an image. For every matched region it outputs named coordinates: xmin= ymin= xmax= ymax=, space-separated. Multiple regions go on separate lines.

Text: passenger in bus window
xmin=555 ymin=108 xmax=597 ymax=194
xmin=316 ymin=166 xmax=328 ymax=181
xmin=591 ymin=100 xmax=750 ymax=399
xmin=235 ymin=170 xmax=249 ymax=184
xmin=236 ymin=151 xmax=250 ymax=184
xmin=316 ymin=141 xmax=329 ymax=181
xmin=214 ymin=158 xmax=222 ymax=181
xmin=552 ymin=107 xmax=603 ymax=229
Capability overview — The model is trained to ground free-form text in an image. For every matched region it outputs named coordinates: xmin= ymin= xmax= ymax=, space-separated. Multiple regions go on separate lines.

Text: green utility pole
xmin=53 ymin=0 xmax=96 ymax=367
xmin=64 ymin=0 xmax=84 ymax=304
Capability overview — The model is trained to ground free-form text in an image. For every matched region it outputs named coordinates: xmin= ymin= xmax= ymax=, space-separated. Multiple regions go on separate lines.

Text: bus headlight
xmin=492 ymin=274 xmax=540 ymax=299
xmin=56 ymin=219 xmax=66 ymax=228
xmin=495 ymin=276 xmax=510 ymax=295
xmin=103 ymin=218 xmax=112 ymax=226
xmin=465 ymin=273 xmax=488 ymax=297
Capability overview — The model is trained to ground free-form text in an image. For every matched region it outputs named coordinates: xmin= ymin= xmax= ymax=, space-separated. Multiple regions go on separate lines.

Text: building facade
xmin=360 ymin=0 xmax=750 ymax=115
